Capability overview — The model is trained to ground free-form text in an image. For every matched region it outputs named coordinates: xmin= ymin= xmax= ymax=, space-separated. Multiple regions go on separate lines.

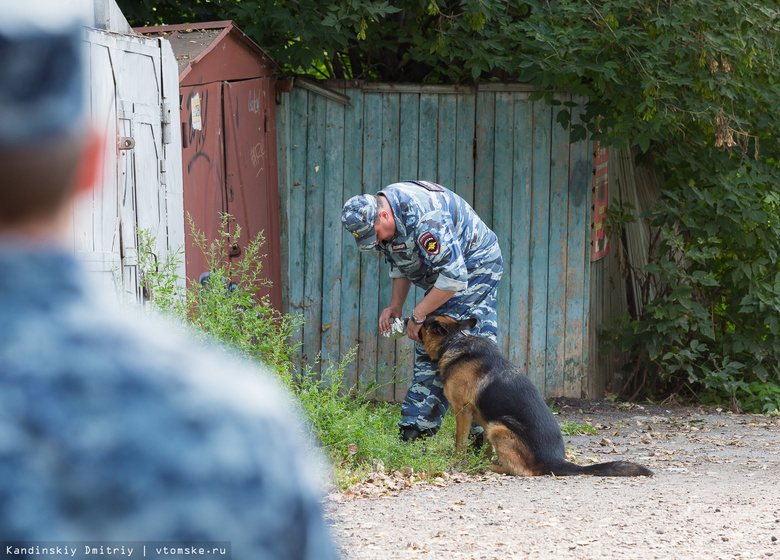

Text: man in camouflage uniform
xmin=0 ymin=6 xmax=336 ymax=558
xmin=341 ymin=181 xmax=503 ymax=442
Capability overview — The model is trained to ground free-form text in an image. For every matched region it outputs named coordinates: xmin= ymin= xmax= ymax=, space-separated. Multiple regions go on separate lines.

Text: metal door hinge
xmin=161 ymin=102 xmax=173 ymax=145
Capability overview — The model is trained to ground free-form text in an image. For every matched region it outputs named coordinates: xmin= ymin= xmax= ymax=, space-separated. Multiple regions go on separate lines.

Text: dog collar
xmin=434 ymin=329 xmax=472 ymax=361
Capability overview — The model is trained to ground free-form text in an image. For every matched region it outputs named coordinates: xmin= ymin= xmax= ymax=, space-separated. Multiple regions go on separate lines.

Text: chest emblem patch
xmin=391 ymin=242 xmax=406 ymax=251
xmin=418 ymin=232 xmax=440 ymax=255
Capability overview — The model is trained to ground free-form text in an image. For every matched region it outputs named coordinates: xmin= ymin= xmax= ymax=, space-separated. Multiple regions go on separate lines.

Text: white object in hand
xmin=383 ymin=317 xmax=407 ymax=339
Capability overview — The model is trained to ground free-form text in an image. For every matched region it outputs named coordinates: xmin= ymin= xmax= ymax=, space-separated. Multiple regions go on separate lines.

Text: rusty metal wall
xmin=180 ymin=82 xmax=226 ymax=285
xmin=223 ymin=78 xmax=283 ymax=310
xmin=179 ymin=78 xmax=282 ymax=310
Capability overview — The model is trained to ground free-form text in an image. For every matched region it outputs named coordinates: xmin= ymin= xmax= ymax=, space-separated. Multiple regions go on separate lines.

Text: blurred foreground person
xmin=0 ymin=5 xmax=336 ymax=558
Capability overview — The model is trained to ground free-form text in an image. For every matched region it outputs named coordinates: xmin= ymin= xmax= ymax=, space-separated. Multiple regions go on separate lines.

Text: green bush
xmin=138 ymin=216 xmax=301 ymax=378
xmin=601 ymin=160 xmax=780 ymax=414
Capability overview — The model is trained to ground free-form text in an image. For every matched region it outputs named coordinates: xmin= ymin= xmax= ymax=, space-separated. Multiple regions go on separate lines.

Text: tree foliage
xmin=521 ymin=0 xmax=780 ymax=411
xmin=121 ymin=0 xmax=780 ymax=410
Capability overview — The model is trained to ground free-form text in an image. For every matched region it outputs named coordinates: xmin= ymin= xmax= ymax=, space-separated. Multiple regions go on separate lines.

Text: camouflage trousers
xmin=399 ymin=253 xmax=503 ymax=435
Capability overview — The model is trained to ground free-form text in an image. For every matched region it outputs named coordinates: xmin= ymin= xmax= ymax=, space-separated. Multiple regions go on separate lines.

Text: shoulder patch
xmin=407 ymin=180 xmax=445 ymax=192
xmin=418 ymin=232 xmax=440 ymax=255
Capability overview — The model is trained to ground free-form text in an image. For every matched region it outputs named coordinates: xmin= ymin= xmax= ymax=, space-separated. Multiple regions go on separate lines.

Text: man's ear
xmin=378 ymin=206 xmax=391 ymax=225
xmin=72 ymin=128 xmax=103 ymax=196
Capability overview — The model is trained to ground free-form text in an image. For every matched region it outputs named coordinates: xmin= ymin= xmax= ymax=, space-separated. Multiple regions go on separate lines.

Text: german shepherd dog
xmin=420 ymin=316 xmax=653 ymax=477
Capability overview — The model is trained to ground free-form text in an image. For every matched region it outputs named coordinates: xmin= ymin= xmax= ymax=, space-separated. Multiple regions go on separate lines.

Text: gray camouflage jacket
xmin=376 ymin=181 xmax=501 ymax=292
xmin=0 ymin=248 xmax=336 ymax=559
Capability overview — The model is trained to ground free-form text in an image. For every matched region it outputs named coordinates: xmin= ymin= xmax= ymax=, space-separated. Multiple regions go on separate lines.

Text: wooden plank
xmin=275 ymin=93 xmax=292 ymax=312
xmin=321 ymin=91 xmax=347 ymax=376
xmin=454 ymin=93 xmax=476 ymax=206
xmin=474 ymin=91 xmax=495 ymax=226
xmin=477 ymin=83 xmax=538 ymax=93
xmin=544 ymin=93 xmax=571 ymax=396
xmin=437 ymin=94 xmax=457 ymax=187
xmin=302 ymin=93 xmax=327 ymax=373
xmin=77 ymin=40 xmax=118 ymax=261
xmin=418 ymin=94 xmax=439 ymax=181
xmin=492 ymin=92 xmax=514 ymax=354
xmin=396 ymin=93 xmax=421 ymax=401
xmin=117 ymin=107 xmax=139 ymax=304
xmin=378 ymin=92 xmax=401 ymax=401
xmin=581 ymin=132 xmax=594 ymax=396
xmin=159 ymin=40 xmax=185 ymax=283
xmin=509 ymin=95 xmax=533 ymax=370
xmin=295 ymin=78 xmax=352 ymax=105
xmin=563 ymin=98 xmax=591 ymax=397
xmin=287 ymin=88 xmax=309 ymax=368
xmin=399 ymin=94 xmax=420 ymax=181
xmin=364 ymin=83 xmax=475 ymax=94
xmin=358 ymin=93 xmax=383 ymax=393
xmin=340 ymin=88 xmax=365 ymax=390
xmin=527 ymin=99 xmax=552 ymax=393
xmin=132 ymin=119 xmax=163 ymax=255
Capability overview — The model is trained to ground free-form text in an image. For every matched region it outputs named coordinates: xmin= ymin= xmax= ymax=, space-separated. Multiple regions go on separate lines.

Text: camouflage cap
xmin=341 ymin=194 xmax=378 ymax=251
xmin=0 ymin=1 xmax=88 ymax=146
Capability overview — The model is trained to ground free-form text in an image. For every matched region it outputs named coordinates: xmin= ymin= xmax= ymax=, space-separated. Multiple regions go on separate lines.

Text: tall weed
xmin=138 ymin=216 xmax=301 ymax=378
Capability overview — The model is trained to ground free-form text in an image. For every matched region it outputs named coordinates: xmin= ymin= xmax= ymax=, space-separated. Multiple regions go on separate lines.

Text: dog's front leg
xmin=454 ymin=405 xmax=472 ymax=454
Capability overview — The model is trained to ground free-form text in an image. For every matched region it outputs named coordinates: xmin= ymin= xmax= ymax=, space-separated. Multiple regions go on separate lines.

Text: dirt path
xmin=325 ymin=399 xmax=780 ymax=559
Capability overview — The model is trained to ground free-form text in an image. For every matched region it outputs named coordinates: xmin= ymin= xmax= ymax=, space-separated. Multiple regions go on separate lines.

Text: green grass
xmin=291 ymin=353 xmax=492 ymax=489
xmin=559 ymin=420 xmax=599 ymax=436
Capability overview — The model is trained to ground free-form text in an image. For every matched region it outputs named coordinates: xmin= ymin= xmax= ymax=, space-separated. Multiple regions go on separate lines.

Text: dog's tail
xmin=550 ymin=460 xmax=653 ymax=477
xmin=497 ymin=416 xmax=653 ymax=477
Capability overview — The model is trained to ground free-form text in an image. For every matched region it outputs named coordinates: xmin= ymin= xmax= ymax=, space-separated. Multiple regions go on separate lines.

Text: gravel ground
xmin=325 ymin=399 xmax=780 ymax=560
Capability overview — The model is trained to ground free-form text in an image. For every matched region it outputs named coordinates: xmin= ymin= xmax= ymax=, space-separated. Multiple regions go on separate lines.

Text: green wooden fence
xmin=276 ymin=83 xmax=593 ymax=400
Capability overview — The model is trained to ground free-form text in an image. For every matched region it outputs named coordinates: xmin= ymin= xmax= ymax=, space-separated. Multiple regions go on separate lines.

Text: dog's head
xmin=419 ymin=316 xmax=478 ymax=362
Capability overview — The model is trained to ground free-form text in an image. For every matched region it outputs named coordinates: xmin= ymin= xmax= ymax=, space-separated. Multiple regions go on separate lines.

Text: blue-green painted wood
xmin=579 ymin=97 xmax=593 ymax=397
xmin=509 ymin=96 xmax=533 ymax=370
xmin=358 ymin=93 xmax=383 ymax=391
xmin=399 ymin=95 xmax=420 ymax=182
xmin=418 ymin=94 xmax=439 ymax=182
xmin=492 ymin=92 xmax=515 ymax=354
xmin=321 ymin=95 xmax=346 ymax=371
xmin=545 ymin=94 xmax=572 ymax=396
xmin=437 ymin=95 xmax=457 ymax=187
xmin=455 ymin=94 xmax=475 ymax=207
xmin=287 ymin=88 xmax=309 ymax=363
xmin=279 ymin=85 xmax=593 ymax=400
xmin=302 ymin=94 xmax=326 ymax=370
xmin=339 ymin=89 xmax=364 ymax=389
xmin=565 ymin=98 xmax=591 ymax=397
xmin=474 ymin=93 xmax=495 ymax=225
xmin=528 ymin=99 xmax=552 ymax=393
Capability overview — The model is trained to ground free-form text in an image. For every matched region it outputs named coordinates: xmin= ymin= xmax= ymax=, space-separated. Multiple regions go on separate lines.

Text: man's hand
xmin=379 ymin=304 xmax=403 ymax=335
xmin=407 ymin=320 xmax=423 ymax=342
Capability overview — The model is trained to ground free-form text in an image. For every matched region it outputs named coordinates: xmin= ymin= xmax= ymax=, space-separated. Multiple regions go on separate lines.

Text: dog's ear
xmin=462 ymin=317 xmax=478 ymax=331
xmin=424 ymin=316 xmax=451 ymax=336
xmin=432 ymin=320 xmax=451 ymax=336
